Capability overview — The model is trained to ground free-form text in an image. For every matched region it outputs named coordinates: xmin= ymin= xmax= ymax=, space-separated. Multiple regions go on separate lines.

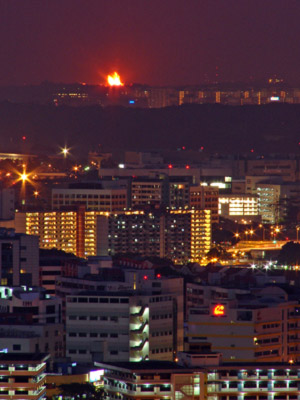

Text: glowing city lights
xmin=107 ymin=72 xmax=124 ymax=87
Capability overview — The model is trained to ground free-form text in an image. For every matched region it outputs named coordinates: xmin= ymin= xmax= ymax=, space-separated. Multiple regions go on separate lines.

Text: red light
xmin=156 ymin=274 xmax=161 ymax=278
xmin=168 ymin=164 xmax=173 ymax=169
xmin=251 ymin=149 xmax=254 ymax=153
xmin=22 ymin=136 xmax=26 ymax=140
xmin=200 ymin=146 xmax=204 ymax=150
xmin=182 ymin=146 xmax=186 ymax=150
xmin=143 ymin=275 xmax=148 ymax=280
xmin=213 ymin=304 xmax=225 ymax=316
xmin=185 ymin=165 xmax=190 ymax=169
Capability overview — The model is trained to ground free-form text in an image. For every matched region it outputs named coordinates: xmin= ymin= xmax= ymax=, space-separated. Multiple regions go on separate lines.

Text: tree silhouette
xmin=277 ymin=241 xmax=300 ymax=265
xmin=58 ymin=382 xmax=106 ymax=400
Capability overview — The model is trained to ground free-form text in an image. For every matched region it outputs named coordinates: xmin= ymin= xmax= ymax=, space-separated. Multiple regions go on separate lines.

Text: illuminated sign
xmin=89 ymin=369 xmax=104 ymax=382
xmin=270 ymin=96 xmax=280 ymax=101
xmin=213 ymin=304 xmax=225 ymax=316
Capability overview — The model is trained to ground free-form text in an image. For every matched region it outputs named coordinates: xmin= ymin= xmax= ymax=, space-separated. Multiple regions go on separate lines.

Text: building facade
xmin=190 ymin=186 xmax=219 ymax=223
xmin=15 ymin=208 xmax=211 ymax=263
xmin=0 ymin=228 xmax=39 ymax=286
xmin=66 ymin=289 xmax=184 ymax=365
xmin=52 ymin=186 xmax=127 ymax=211
xmin=0 ymin=353 xmax=48 ymax=400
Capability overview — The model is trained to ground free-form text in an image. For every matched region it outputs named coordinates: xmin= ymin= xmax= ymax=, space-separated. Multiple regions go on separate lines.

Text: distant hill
xmin=0 ymin=102 xmax=299 ymax=156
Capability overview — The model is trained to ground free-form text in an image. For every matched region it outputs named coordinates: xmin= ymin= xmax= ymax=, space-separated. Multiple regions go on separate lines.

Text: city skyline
xmin=1 ymin=1 xmax=300 ymax=86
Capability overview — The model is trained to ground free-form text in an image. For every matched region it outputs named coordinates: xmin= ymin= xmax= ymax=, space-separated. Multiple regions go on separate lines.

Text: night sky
xmin=1 ymin=0 xmax=300 ymax=86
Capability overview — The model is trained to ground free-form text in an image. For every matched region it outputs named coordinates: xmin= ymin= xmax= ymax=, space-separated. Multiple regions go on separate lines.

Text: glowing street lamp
xmin=61 ymin=147 xmax=70 ymax=158
xmin=20 ymin=172 xmax=29 ymax=183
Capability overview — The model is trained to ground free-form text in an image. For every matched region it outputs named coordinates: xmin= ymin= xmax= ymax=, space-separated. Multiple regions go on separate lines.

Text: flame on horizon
xmin=107 ymin=72 xmax=124 ymax=86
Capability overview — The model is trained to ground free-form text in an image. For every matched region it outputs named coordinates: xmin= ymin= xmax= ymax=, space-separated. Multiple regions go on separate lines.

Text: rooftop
xmin=0 ymin=353 xmax=49 ymax=363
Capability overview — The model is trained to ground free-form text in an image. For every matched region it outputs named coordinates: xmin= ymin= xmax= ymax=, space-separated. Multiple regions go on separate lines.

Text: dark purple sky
xmin=1 ymin=0 xmax=300 ymax=86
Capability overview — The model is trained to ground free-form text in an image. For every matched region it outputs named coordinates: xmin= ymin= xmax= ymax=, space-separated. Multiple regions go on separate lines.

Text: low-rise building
xmin=187 ymin=286 xmax=300 ymax=363
xmin=0 ymin=286 xmax=64 ymax=362
xmin=0 ymin=352 xmax=48 ymax=400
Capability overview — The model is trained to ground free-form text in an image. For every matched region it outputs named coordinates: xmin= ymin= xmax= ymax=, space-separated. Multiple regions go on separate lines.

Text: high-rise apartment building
xmin=98 ymin=209 xmax=211 ymax=264
xmin=131 ymin=178 xmax=190 ymax=209
xmin=190 ymin=185 xmax=219 ymax=223
xmin=14 ymin=208 xmax=211 ymax=263
xmin=131 ymin=179 xmax=165 ymax=207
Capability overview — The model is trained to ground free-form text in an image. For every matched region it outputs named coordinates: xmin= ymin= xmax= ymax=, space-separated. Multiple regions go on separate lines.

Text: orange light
xmin=107 ymin=72 xmax=124 ymax=87
xmin=20 ymin=172 xmax=28 ymax=183
xmin=213 ymin=304 xmax=225 ymax=316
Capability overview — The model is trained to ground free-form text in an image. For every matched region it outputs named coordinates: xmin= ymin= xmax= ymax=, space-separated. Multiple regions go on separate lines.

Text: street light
xmin=259 ymin=224 xmax=266 ymax=241
xmin=20 ymin=172 xmax=28 ymax=183
xmin=296 ymin=226 xmax=300 ymax=242
xmin=60 ymin=146 xmax=70 ymax=158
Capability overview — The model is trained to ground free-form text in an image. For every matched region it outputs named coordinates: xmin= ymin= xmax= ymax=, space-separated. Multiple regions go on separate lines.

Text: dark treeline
xmin=0 ymin=102 xmax=299 ymax=156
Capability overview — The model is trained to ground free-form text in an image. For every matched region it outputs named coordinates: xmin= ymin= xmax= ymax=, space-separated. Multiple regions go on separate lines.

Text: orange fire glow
xmin=107 ymin=72 xmax=124 ymax=87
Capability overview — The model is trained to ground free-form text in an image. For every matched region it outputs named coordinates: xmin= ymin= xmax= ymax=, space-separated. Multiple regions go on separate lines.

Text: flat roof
xmin=0 ymin=353 xmax=49 ymax=363
xmin=95 ymin=360 xmax=187 ymax=371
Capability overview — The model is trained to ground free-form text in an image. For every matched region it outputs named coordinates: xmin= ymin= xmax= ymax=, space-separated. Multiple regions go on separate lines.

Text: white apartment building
xmin=66 ymin=288 xmax=184 ymax=365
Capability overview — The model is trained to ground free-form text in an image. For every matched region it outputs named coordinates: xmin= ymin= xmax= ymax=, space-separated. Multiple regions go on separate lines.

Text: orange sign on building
xmin=213 ymin=304 xmax=225 ymax=316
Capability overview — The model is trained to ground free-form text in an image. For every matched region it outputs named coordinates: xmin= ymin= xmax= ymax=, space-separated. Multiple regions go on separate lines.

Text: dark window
xmin=46 ymin=305 xmax=55 ymax=314
xmin=78 ymin=298 xmax=88 ymax=303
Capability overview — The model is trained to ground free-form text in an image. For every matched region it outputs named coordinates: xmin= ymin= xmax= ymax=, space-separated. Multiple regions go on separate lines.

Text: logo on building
xmin=212 ymin=304 xmax=225 ymax=316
